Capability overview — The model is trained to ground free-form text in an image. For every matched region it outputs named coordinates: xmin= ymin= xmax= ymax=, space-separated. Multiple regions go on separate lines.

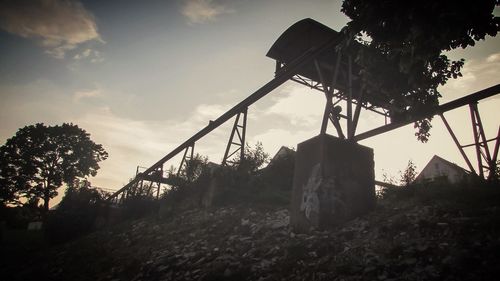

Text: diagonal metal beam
xmin=439 ymin=113 xmax=476 ymax=175
xmin=493 ymin=126 xmax=500 ymax=166
xmin=354 ymin=84 xmax=500 ymax=141
xmin=177 ymin=143 xmax=195 ymax=176
xmin=351 ymin=86 xmax=365 ymax=138
xmin=107 ymin=35 xmax=345 ymax=201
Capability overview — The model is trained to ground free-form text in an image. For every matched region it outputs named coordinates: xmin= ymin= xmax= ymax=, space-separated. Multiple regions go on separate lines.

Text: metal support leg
xmin=314 ymin=53 xmax=342 ymax=137
xmin=441 ymin=104 xmax=498 ymax=180
xmin=491 ymin=127 xmax=500 ymax=180
xmin=493 ymin=126 xmax=500 ymax=166
xmin=470 ymin=103 xmax=493 ymax=178
xmin=350 ymin=86 xmax=364 ymax=139
xmin=320 ymin=93 xmax=333 ymax=134
xmin=440 ymin=113 xmax=477 ymax=175
xmin=347 ymin=56 xmax=353 ymax=139
xmin=222 ymin=108 xmax=248 ymax=165
xmin=328 ymin=105 xmax=345 ymax=139
xmin=177 ymin=143 xmax=195 ymax=176
xmin=157 ymin=165 xmax=163 ymax=199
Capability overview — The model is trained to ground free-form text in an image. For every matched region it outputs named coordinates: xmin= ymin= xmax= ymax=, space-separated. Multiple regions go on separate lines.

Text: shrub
xmin=159 ymin=143 xmax=294 ymax=211
xmin=44 ymin=180 xmax=107 ymax=244
xmin=159 ymin=154 xmax=212 ymax=215
xmin=121 ymin=195 xmax=159 ymax=220
xmin=212 ymin=145 xmax=294 ymax=206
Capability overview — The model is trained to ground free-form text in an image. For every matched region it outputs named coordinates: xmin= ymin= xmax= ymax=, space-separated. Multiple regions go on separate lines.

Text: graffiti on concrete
xmin=300 ymin=164 xmax=324 ymax=221
xmin=301 ymin=163 xmax=347 ymax=221
xmin=300 ymin=164 xmax=321 ymax=220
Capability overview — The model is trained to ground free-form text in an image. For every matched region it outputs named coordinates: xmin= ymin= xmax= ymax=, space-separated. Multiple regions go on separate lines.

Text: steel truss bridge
xmin=107 ymin=19 xmax=499 ymax=203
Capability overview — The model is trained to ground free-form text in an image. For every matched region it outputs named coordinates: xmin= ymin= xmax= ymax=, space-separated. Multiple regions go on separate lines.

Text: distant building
xmin=271 ymin=146 xmax=295 ymax=162
xmin=415 ymin=155 xmax=470 ymax=184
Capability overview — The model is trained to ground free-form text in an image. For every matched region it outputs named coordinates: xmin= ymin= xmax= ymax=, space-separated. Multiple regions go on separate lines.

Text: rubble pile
xmin=4 ymin=192 xmax=500 ymax=281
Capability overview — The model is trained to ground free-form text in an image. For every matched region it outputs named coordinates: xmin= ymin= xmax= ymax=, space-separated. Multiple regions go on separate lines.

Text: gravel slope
xmin=3 ymin=185 xmax=500 ymax=281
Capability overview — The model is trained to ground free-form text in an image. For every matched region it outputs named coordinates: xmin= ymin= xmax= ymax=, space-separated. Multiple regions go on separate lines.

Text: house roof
xmin=415 ymin=155 xmax=470 ymax=181
xmin=271 ymin=146 xmax=295 ymax=162
xmin=430 ymin=155 xmax=470 ymax=174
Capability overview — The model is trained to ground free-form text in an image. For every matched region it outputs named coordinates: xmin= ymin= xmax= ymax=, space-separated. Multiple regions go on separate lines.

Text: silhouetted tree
xmin=45 ymin=179 xmax=108 ymax=243
xmin=400 ymin=160 xmax=418 ymax=186
xmin=0 ymin=123 xmax=108 ymax=211
xmin=341 ymin=0 xmax=499 ymax=141
xmin=234 ymin=142 xmax=269 ymax=174
xmin=179 ymin=153 xmax=209 ymax=183
xmin=59 ymin=178 xmax=105 ymax=209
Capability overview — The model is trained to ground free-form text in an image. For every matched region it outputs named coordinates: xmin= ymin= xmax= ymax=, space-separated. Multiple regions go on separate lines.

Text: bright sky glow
xmin=0 ymin=0 xmax=499 ymax=206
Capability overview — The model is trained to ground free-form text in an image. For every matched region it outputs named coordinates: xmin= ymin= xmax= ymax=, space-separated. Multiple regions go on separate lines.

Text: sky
xmin=0 ymin=0 xmax=499 ymax=204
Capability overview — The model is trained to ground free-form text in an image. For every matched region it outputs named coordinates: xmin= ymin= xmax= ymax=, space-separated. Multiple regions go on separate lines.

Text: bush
xmin=0 ymin=204 xmax=42 ymax=229
xmin=212 ymin=145 xmax=294 ymax=206
xmin=257 ymin=152 xmax=295 ymax=205
xmin=121 ymin=195 xmax=159 ymax=220
xmin=159 ymin=154 xmax=212 ymax=213
xmin=44 ymin=181 xmax=107 ymax=244
xmin=158 ymin=144 xmax=295 ymax=212
xmin=379 ymin=177 xmax=500 ymax=209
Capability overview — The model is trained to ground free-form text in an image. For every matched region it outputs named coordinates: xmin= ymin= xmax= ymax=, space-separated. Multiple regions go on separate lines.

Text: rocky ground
xmin=2 ymin=184 xmax=500 ymax=281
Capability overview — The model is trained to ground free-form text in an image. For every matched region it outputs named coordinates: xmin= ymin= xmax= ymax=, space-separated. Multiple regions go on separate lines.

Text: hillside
xmin=2 ymin=184 xmax=500 ymax=281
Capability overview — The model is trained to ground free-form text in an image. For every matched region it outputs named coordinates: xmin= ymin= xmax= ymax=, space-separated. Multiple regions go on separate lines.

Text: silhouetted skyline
xmin=1 ymin=0 xmax=499 ymax=206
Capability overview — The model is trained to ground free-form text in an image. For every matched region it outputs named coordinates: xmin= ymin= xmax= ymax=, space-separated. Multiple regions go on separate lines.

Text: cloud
xmin=72 ymin=103 xmax=236 ymax=189
xmin=439 ymin=52 xmax=500 ymax=101
xmin=90 ymin=50 xmax=104 ymax=63
xmin=73 ymin=48 xmax=92 ymax=60
xmin=0 ymin=81 xmax=232 ymax=190
xmin=249 ymin=128 xmax=316 ymax=156
xmin=73 ymin=88 xmax=102 ymax=102
xmin=264 ymin=85 xmax=325 ymax=127
xmin=0 ymin=0 xmax=103 ymax=58
xmin=194 ymin=103 xmax=228 ymax=120
xmin=73 ymin=48 xmax=104 ymax=62
xmin=486 ymin=52 xmax=500 ymax=63
xmin=181 ymin=0 xmax=233 ymax=24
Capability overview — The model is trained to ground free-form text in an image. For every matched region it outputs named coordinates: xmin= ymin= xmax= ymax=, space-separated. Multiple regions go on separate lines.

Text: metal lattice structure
xmin=107 ymin=18 xmax=499 ymax=203
xmin=440 ymin=104 xmax=500 ymax=181
xmin=222 ymin=107 xmax=247 ymax=166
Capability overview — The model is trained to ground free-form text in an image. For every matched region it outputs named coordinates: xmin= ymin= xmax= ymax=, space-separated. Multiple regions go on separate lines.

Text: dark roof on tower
xmin=266 ymin=18 xmax=394 ymax=111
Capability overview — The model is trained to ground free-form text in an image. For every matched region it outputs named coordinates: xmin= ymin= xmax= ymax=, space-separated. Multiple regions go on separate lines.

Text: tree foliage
xmin=341 ymin=0 xmax=499 ymax=141
xmin=178 ymin=153 xmax=209 ymax=183
xmin=45 ymin=179 xmax=108 ymax=244
xmin=0 ymin=123 xmax=108 ymax=211
xmin=58 ymin=178 xmax=107 ymax=210
xmin=400 ymin=160 xmax=418 ymax=186
xmin=233 ymin=142 xmax=269 ymax=174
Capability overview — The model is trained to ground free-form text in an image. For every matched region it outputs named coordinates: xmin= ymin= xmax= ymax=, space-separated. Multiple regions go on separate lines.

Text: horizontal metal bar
xmin=461 ymin=136 xmax=500 ymax=148
xmin=139 ymin=174 xmax=173 ymax=185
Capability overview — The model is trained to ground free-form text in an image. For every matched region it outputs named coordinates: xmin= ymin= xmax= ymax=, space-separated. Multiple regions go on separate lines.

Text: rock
xmin=223 ymin=268 xmax=232 ymax=277
xmin=241 ymin=218 xmax=250 ymax=226
xmin=7 ymin=189 xmax=500 ymax=281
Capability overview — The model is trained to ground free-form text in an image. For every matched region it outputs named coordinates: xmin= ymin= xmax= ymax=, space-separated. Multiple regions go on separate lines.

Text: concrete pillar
xmin=290 ymin=134 xmax=375 ymax=232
